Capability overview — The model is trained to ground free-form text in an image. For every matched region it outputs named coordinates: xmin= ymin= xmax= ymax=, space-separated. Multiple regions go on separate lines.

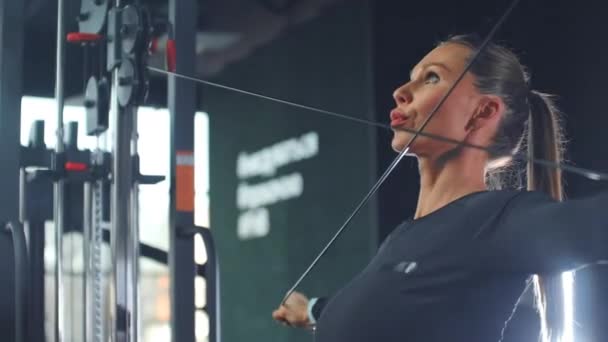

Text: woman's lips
xmin=390 ymin=117 xmax=409 ymax=127
xmin=390 ymin=110 xmax=410 ymax=127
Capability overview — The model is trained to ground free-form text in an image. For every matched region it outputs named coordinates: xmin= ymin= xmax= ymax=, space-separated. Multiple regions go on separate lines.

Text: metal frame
xmin=0 ymin=0 xmax=219 ymax=341
xmin=53 ymin=0 xmax=67 ymax=339
xmin=0 ymin=1 xmax=26 ymax=341
xmin=185 ymin=226 xmax=221 ymax=342
xmin=22 ymin=143 xmax=51 ymax=342
xmin=168 ymin=0 xmax=198 ymax=340
xmin=109 ymin=63 xmax=136 ymax=342
xmin=6 ymin=222 xmax=28 ymax=342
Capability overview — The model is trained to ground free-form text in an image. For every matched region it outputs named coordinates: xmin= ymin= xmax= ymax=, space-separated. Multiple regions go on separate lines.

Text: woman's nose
xmin=393 ymin=84 xmax=413 ymax=105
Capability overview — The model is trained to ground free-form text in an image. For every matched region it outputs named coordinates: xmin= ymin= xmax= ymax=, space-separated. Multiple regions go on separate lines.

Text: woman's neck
xmin=414 ymin=152 xmax=488 ymax=219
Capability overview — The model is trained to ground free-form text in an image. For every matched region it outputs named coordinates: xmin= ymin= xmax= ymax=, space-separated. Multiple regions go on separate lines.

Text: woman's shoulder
xmin=456 ymin=189 xmax=520 ymax=209
xmin=457 ymin=190 xmax=556 ymax=223
xmin=469 ymin=189 xmax=554 ymax=205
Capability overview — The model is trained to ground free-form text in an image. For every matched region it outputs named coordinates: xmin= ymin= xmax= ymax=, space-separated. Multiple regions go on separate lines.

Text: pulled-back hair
xmin=440 ymin=34 xmax=566 ymax=342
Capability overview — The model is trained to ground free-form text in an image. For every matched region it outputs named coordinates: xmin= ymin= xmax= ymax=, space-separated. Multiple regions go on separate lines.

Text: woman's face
xmin=390 ymin=43 xmax=483 ymax=158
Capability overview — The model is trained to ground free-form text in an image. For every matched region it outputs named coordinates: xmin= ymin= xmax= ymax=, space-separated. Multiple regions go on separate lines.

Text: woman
xmin=272 ymin=34 xmax=608 ymax=341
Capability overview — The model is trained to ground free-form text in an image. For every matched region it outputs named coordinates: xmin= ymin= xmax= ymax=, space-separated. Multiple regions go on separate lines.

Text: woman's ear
xmin=465 ymin=95 xmax=505 ymax=133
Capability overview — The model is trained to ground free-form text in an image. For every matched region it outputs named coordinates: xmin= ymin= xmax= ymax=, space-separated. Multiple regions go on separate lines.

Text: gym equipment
xmin=0 ymin=0 xmax=220 ymax=341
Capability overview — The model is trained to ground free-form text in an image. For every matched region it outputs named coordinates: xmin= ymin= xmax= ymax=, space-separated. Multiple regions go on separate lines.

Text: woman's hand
xmin=272 ymin=291 xmax=313 ymax=329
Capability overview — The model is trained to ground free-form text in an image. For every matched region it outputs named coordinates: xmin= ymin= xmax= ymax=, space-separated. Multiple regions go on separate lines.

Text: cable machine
xmin=0 ymin=0 xmax=219 ymax=341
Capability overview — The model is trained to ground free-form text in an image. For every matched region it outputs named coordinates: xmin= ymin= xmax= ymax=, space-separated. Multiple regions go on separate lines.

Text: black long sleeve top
xmin=313 ymin=190 xmax=608 ymax=342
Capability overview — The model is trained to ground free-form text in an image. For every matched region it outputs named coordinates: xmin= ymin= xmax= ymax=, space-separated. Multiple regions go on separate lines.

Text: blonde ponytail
xmin=527 ymin=90 xmax=565 ymax=342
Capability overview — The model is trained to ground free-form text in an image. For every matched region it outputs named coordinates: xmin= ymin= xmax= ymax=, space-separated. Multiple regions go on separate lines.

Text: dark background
xmin=22 ymin=0 xmax=608 ymax=341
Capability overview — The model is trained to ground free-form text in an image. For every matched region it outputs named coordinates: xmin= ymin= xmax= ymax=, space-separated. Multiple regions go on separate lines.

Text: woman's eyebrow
xmin=410 ymin=62 xmax=452 ymax=80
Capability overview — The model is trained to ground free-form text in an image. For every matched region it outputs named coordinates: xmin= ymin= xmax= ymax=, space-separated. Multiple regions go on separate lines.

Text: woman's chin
xmin=391 ymin=136 xmax=422 ymax=156
xmin=391 ymin=136 xmax=411 ymax=152
xmin=391 ymin=141 xmax=403 ymax=152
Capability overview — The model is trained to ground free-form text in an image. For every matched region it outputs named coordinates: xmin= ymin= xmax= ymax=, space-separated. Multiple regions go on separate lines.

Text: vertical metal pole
xmin=0 ymin=2 xmax=25 ymax=340
xmin=54 ymin=0 xmax=67 ymax=340
xmin=83 ymin=182 xmax=93 ymax=342
xmin=168 ymin=0 xmax=197 ymax=340
xmin=0 ymin=10 xmax=24 ymax=323
xmin=110 ymin=1 xmax=136 ymax=340
xmin=23 ymin=172 xmax=47 ymax=342
xmin=27 ymin=219 xmax=47 ymax=342
xmin=17 ymin=171 xmax=28 ymax=342
xmin=110 ymin=90 xmax=134 ymax=342
xmin=22 ymin=160 xmax=47 ymax=341
xmin=0 ymin=0 xmax=25 ymax=220
xmin=89 ymin=177 xmax=105 ymax=342
xmin=199 ymin=229 xmax=221 ymax=342
xmin=129 ymin=111 xmax=140 ymax=342
xmin=19 ymin=169 xmax=26 ymax=224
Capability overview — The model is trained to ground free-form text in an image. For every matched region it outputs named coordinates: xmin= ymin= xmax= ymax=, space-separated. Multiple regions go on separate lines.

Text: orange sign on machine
xmin=176 ymin=151 xmax=195 ymax=212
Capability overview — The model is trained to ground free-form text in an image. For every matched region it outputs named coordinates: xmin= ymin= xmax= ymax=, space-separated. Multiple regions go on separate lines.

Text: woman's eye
xmin=424 ymin=71 xmax=440 ymax=84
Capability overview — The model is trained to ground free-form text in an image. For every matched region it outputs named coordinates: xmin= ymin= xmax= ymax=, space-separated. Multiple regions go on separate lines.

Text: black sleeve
xmin=311 ymin=297 xmax=329 ymax=321
xmin=308 ymin=222 xmax=408 ymax=322
xmin=475 ymin=190 xmax=608 ymax=274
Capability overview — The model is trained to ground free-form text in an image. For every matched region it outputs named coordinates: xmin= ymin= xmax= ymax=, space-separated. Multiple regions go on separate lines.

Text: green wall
xmin=206 ymin=2 xmax=378 ymax=341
